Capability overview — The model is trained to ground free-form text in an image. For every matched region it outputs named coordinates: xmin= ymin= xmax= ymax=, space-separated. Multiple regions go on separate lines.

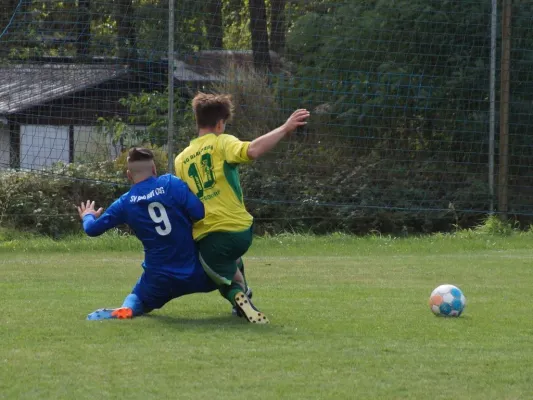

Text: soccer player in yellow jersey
xmin=174 ymin=92 xmax=310 ymax=324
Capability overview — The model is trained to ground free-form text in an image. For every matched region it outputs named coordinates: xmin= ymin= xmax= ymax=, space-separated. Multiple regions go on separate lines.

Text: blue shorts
xmin=131 ymin=263 xmax=217 ymax=312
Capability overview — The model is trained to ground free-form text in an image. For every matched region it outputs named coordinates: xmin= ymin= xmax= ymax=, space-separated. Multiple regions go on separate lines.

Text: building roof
xmin=0 ymin=63 xmax=129 ymax=115
xmin=0 ymin=51 xmax=282 ymax=115
xmin=174 ymin=60 xmax=218 ymax=83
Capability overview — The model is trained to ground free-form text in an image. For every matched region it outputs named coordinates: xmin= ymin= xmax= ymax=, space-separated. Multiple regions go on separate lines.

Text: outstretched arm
xmin=246 ymin=109 xmax=310 ymax=160
xmin=78 ymin=199 xmax=124 ymax=237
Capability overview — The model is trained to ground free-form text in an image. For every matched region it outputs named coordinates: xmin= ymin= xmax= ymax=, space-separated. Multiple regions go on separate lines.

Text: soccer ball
xmin=429 ymin=284 xmax=466 ymax=317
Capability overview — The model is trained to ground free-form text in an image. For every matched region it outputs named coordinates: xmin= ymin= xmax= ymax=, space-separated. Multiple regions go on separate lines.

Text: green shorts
xmin=197 ymin=227 xmax=253 ymax=286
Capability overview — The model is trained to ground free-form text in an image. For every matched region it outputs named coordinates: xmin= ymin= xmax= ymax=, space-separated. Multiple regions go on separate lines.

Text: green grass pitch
xmin=1 ymin=232 xmax=533 ymax=399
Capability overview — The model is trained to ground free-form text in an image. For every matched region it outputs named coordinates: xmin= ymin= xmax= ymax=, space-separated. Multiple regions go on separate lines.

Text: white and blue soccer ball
xmin=429 ymin=284 xmax=466 ymax=317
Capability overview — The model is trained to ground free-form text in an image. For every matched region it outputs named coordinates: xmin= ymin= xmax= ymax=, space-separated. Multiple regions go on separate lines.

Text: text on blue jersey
xmin=82 ymin=174 xmax=204 ymax=276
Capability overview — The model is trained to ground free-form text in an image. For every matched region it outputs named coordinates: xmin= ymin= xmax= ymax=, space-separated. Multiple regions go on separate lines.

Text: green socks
xmin=219 ymin=282 xmax=244 ymax=306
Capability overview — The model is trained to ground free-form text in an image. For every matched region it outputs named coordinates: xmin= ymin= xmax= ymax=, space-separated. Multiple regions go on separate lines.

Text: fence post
xmin=489 ymin=0 xmax=497 ymax=213
xmin=167 ymin=0 xmax=175 ymax=174
xmin=499 ymin=0 xmax=511 ymax=219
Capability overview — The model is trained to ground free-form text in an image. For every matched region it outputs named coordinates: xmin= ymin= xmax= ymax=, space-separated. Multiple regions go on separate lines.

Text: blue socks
xmin=121 ymin=293 xmax=145 ymax=316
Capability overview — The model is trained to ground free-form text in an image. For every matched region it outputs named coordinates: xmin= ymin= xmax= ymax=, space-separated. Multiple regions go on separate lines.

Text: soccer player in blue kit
xmin=78 ymin=147 xmax=217 ymax=320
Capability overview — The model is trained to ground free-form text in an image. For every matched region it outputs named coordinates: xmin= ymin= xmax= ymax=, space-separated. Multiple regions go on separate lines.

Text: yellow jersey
xmin=174 ymin=133 xmax=253 ymax=240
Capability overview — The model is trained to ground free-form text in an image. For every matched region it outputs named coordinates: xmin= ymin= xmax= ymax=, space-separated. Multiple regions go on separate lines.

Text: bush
xmin=0 ymin=69 xmax=501 ymax=237
xmin=178 ymin=63 xmax=494 ymax=235
xmin=114 ymin=144 xmax=169 ymax=175
xmin=0 ymin=145 xmax=173 ymax=237
xmin=239 ymin=142 xmax=491 ymax=235
xmin=208 ymin=64 xmax=284 ymax=140
xmin=0 ymin=162 xmax=128 ymax=237
xmin=0 ymin=151 xmax=496 ymax=237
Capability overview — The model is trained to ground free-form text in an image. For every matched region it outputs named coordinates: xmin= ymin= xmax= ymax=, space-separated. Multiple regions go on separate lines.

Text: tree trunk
xmin=76 ymin=0 xmax=91 ymax=58
xmin=270 ymin=0 xmax=285 ymax=54
xmin=0 ymin=0 xmax=17 ymax=55
xmin=205 ymin=0 xmax=223 ymax=49
xmin=117 ymin=0 xmax=136 ymax=60
xmin=0 ymin=0 xmax=13 ymax=29
xmin=249 ymin=0 xmax=272 ymax=72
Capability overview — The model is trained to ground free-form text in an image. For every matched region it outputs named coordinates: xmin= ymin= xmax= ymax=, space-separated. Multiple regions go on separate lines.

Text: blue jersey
xmin=82 ymin=174 xmax=204 ymax=277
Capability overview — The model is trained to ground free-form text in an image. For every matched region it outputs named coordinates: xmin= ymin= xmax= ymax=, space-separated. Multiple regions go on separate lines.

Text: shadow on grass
xmin=142 ymin=313 xmax=283 ymax=333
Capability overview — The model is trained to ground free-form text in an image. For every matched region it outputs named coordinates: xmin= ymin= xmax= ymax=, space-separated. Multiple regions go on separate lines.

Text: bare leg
xmin=232 ymin=268 xmax=246 ymax=290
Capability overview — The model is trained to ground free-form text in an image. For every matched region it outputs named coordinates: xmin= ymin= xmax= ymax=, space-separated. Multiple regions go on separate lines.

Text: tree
xmin=0 ymin=0 xmax=17 ymax=33
xmin=249 ymin=0 xmax=271 ymax=71
xmin=285 ymin=0 xmax=495 ymax=153
xmin=223 ymin=0 xmax=251 ymax=50
xmin=0 ymin=0 xmax=17 ymax=57
xmin=270 ymin=0 xmax=286 ymax=54
xmin=76 ymin=0 xmax=91 ymax=57
xmin=116 ymin=0 xmax=136 ymax=60
xmin=205 ymin=0 xmax=223 ymax=49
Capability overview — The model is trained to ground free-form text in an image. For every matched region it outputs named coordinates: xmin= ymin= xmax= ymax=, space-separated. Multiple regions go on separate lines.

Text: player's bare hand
xmin=77 ymin=200 xmax=103 ymax=220
xmin=283 ymin=109 xmax=310 ymax=134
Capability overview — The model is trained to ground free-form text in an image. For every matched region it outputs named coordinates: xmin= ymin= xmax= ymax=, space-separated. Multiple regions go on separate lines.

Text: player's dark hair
xmin=192 ymin=92 xmax=234 ymax=129
xmin=127 ymin=147 xmax=154 ymax=162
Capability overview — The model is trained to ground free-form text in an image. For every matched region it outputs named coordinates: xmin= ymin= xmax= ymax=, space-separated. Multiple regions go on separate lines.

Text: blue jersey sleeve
xmin=170 ymin=176 xmax=205 ymax=221
xmin=82 ymin=198 xmax=126 ymax=237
